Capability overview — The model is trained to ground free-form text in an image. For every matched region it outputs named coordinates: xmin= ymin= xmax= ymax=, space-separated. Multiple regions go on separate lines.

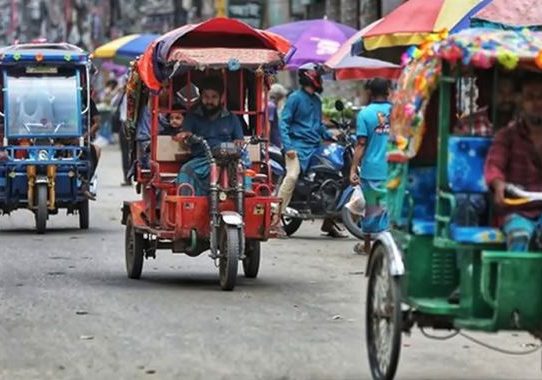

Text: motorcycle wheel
xmin=281 ymin=216 xmax=302 ymax=236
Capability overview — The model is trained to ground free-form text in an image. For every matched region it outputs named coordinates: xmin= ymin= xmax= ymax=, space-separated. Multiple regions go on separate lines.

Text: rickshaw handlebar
xmin=504 ymin=183 xmax=542 ymax=206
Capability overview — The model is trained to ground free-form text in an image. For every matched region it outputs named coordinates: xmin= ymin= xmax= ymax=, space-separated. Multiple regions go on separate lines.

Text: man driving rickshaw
xmin=175 ymin=75 xmax=244 ymax=195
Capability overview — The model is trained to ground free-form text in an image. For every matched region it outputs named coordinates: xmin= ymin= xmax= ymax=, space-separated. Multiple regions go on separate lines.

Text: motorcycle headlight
xmin=37 ymin=149 xmax=49 ymax=161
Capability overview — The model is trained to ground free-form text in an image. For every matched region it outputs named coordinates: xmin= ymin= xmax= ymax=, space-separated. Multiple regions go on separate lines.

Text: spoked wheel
xmin=35 ymin=183 xmax=48 ymax=234
xmin=79 ymin=199 xmax=89 ymax=230
xmin=366 ymin=244 xmax=402 ymax=380
xmin=281 ymin=215 xmax=302 ymax=236
xmin=218 ymin=225 xmax=241 ymax=291
xmin=125 ymin=215 xmax=144 ymax=279
xmin=341 ymin=205 xmax=364 ymax=240
xmin=243 ymin=240 xmax=261 ymax=278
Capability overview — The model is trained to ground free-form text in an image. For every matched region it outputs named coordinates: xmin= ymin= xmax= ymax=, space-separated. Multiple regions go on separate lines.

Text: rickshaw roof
xmin=0 ymin=43 xmax=89 ymax=64
xmin=135 ymin=17 xmax=293 ymax=91
xmin=390 ymin=28 xmax=542 ymax=159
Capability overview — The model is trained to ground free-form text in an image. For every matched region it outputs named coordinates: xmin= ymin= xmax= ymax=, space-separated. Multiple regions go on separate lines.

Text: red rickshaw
xmin=121 ymin=18 xmax=292 ymax=290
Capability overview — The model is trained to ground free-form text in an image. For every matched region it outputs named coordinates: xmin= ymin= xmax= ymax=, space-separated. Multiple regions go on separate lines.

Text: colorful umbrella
xmin=471 ymin=0 xmax=542 ymax=30
xmin=267 ymin=19 xmax=357 ymax=69
xmin=353 ymin=0 xmax=490 ymax=54
xmin=325 ymin=24 xmax=400 ymax=80
xmin=93 ymin=34 xmax=159 ymax=60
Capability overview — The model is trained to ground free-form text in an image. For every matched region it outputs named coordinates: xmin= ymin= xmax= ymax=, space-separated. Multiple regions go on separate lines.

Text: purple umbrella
xmin=267 ymin=19 xmax=357 ymax=69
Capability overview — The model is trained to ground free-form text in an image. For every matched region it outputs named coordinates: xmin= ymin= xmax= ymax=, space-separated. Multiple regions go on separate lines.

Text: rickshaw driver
xmin=485 ymin=75 xmax=542 ymax=251
xmin=174 ymin=75 xmax=244 ymax=195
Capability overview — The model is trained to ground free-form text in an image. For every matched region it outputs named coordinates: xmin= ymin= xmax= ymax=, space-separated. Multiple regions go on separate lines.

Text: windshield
xmin=5 ymin=73 xmax=81 ymax=138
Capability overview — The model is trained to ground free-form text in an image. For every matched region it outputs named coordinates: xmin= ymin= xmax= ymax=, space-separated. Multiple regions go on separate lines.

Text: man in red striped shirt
xmin=484 ymin=76 xmax=542 ymax=251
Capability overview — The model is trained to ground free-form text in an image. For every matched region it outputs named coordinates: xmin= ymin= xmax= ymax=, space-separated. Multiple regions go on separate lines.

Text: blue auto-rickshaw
xmin=0 ymin=43 xmax=94 ymax=233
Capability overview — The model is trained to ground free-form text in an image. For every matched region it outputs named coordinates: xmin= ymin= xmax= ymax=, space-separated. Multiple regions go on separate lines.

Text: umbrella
xmin=471 ymin=0 xmax=542 ymax=30
xmin=93 ymin=34 xmax=159 ymax=60
xmin=267 ymin=19 xmax=357 ymax=69
xmin=325 ymin=25 xmax=400 ymax=80
xmin=352 ymin=0 xmax=490 ymax=60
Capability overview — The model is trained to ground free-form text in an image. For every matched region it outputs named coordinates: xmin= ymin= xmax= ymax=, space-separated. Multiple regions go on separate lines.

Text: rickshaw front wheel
xmin=219 ymin=225 xmax=241 ymax=291
xmin=125 ymin=215 xmax=144 ymax=279
xmin=35 ymin=183 xmax=48 ymax=234
xmin=366 ymin=244 xmax=402 ymax=380
xmin=243 ymin=240 xmax=261 ymax=278
xmin=79 ymin=199 xmax=89 ymax=230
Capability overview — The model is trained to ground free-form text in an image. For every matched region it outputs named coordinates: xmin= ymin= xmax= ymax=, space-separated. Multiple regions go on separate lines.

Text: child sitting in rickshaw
xmin=175 ymin=75 xmax=244 ymax=196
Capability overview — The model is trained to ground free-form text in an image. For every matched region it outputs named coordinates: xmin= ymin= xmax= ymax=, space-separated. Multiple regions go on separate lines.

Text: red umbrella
xmin=325 ymin=22 xmax=400 ymax=80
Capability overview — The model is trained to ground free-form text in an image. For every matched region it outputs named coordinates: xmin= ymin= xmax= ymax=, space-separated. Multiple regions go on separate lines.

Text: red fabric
xmin=484 ymin=119 xmax=542 ymax=219
xmin=137 ymin=41 xmax=161 ymax=91
xmin=364 ymin=0 xmax=445 ymax=36
xmin=474 ymin=0 xmax=542 ymax=27
xmin=453 ymin=107 xmax=494 ymax=137
xmin=334 ymin=67 xmax=400 ymax=80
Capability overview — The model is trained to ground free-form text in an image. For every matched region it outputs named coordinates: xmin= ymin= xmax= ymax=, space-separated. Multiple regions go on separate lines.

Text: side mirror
xmin=335 ymin=100 xmax=344 ymax=112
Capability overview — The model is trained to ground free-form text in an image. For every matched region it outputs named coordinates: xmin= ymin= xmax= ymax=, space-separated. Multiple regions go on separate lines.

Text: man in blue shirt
xmin=275 ymin=63 xmax=344 ymax=238
xmin=176 ymin=75 xmax=244 ymax=195
xmin=350 ymin=78 xmax=392 ymax=235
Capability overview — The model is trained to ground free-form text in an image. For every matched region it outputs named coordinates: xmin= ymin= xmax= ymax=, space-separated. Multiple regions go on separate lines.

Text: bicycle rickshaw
xmin=121 ymin=18 xmax=292 ymax=290
xmin=0 ymin=43 xmax=94 ymax=233
xmin=365 ymin=28 xmax=542 ymax=379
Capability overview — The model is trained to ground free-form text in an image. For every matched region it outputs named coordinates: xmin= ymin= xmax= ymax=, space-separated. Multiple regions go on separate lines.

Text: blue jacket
xmin=279 ymin=89 xmax=331 ymax=171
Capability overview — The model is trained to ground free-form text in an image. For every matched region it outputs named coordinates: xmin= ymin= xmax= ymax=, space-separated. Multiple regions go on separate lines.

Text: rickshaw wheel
xmin=35 ymin=184 xmax=48 ymax=234
xmin=125 ymin=215 xmax=144 ymax=279
xmin=366 ymin=244 xmax=402 ymax=380
xmin=243 ymin=240 xmax=261 ymax=278
xmin=341 ymin=205 xmax=364 ymax=240
xmin=79 ymin=200 xmax=89 ymax=230
xmin=218 ymin=225 xmax=241 ymax=291
xmin=281 ymin=216 xmax=302 ymax=236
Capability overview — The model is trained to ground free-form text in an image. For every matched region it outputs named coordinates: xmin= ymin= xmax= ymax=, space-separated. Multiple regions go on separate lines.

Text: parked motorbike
xmin=270 ymin=100 xmax=364 ymax=238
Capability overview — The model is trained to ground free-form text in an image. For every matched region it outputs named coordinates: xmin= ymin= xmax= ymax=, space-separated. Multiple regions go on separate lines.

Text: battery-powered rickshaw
xmin=0 ymin=43 xmax=93 ymax=233
xmin=366 ymin=28 xmax=542 ymax=379
xmin=121 ymin=18 xmax=292 ymax=290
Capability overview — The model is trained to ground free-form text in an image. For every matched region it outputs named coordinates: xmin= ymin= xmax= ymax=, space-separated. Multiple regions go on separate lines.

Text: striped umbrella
xmin=93 ymin=34 xmax=159 ymax=60
xmin=325 ymin=24 xmax=400 ymax=80
xmin=352 ymin=0 xmax=491 ymax=60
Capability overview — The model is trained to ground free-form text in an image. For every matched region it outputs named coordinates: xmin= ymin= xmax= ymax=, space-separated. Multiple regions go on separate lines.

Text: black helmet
xmin=298 ymin=63 xmax=323 ymax=93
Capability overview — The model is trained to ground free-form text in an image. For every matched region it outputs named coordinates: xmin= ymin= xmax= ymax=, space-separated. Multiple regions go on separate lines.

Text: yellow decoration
xmin=496 ymin=49 xmax=519 ymax=70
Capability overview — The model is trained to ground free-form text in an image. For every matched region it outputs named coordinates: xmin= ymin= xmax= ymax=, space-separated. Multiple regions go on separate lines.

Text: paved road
xmin=0 ymin=146 xmax=540 ymax=379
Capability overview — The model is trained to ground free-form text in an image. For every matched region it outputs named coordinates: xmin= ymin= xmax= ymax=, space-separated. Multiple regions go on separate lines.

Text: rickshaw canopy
xmin=135 ymin=18 xmax=293 ymax=91
xmin=391 ymin=28 xmax=542 ymax=158
xmin=0 ymin=43 xmax=89 ymax=64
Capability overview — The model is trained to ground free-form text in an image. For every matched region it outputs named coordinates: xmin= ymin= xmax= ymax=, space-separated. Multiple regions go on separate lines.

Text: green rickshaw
xmin=366 ymin=28 xmax=542 ymax=379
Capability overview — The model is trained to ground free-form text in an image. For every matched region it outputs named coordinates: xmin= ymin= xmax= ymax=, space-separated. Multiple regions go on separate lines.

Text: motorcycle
xmin=270 ymin=100 xmax=364 ymax=238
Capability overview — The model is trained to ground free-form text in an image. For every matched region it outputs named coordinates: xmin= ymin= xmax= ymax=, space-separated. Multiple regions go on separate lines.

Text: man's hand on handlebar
xmin=172 ymin=131 xmax=193 ymax=143
xmin=286 ymin=150 xmax=296 ymax=159
xmin=350 ymin=171 xmax=360 ymax=186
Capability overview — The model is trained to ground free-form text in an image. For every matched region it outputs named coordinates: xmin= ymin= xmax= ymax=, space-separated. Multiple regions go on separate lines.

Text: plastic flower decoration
xmin=496 ymin=49 xmax=519 ymax=70
xmin=227 ymin=58 xmax=241 ymax=71
xmin=536 ymin=50 xmax=542 ymax=70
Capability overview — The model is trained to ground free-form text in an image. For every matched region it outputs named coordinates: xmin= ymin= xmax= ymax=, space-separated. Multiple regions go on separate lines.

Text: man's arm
xmin=484 ymin=128 xmax=509 ymax=206
xmin=85 ymin=100 xmax=100 ymax=139
xmin=350 ymin=110 xmax=369 ymax=185
xmin=279 ymin=95 xmax=298 ymax=156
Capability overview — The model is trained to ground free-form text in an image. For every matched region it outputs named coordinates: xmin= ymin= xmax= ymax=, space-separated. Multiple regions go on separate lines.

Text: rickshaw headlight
xmin=37 ymin=150 xmax=49 ymax=161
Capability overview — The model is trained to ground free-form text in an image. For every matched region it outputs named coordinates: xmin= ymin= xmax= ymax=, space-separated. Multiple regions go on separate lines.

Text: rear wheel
xmin=218 ymin=225 xmax=241 ymax=291
xmin=35 ymin=184 xmax=48 ymax=234
xmin=243 ymin=240 xmax=261 ymax=278
xmin=125 ymin=215 xmax=144 ymax=279
xmin=366 ymin=244 xmax=402 ymax=380
xmin=281 ymin=216 xmax=302 ymax=236
xmin=79 ymin=199 xmax=89 ymax=230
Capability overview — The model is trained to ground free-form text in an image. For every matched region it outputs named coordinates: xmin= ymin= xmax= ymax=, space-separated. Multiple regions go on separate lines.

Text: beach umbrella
xmin=93 ymin=34 xmax=159 ymax=61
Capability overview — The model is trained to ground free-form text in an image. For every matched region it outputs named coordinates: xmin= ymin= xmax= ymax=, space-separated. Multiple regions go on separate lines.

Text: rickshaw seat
xmin=443 ymin=136 xmax=505 ymax=244
xmin=406 ymin=166 xmax=437 ymax=235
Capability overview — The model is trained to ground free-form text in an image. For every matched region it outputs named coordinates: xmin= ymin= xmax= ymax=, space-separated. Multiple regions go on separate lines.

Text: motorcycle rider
xmin=273 ymin=63 xmax=345 ymax=238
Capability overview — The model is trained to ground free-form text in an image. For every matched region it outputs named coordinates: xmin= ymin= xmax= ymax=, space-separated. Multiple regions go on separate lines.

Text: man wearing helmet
xmin=275 ymin=63 xmax=345 ymax=238
xmin=350 ymin=78 xmax=392 ymax=237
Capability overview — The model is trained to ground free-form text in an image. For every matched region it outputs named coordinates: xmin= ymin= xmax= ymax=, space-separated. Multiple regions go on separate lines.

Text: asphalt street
xmin=0 ymin=145 xmax=540 ymax=380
